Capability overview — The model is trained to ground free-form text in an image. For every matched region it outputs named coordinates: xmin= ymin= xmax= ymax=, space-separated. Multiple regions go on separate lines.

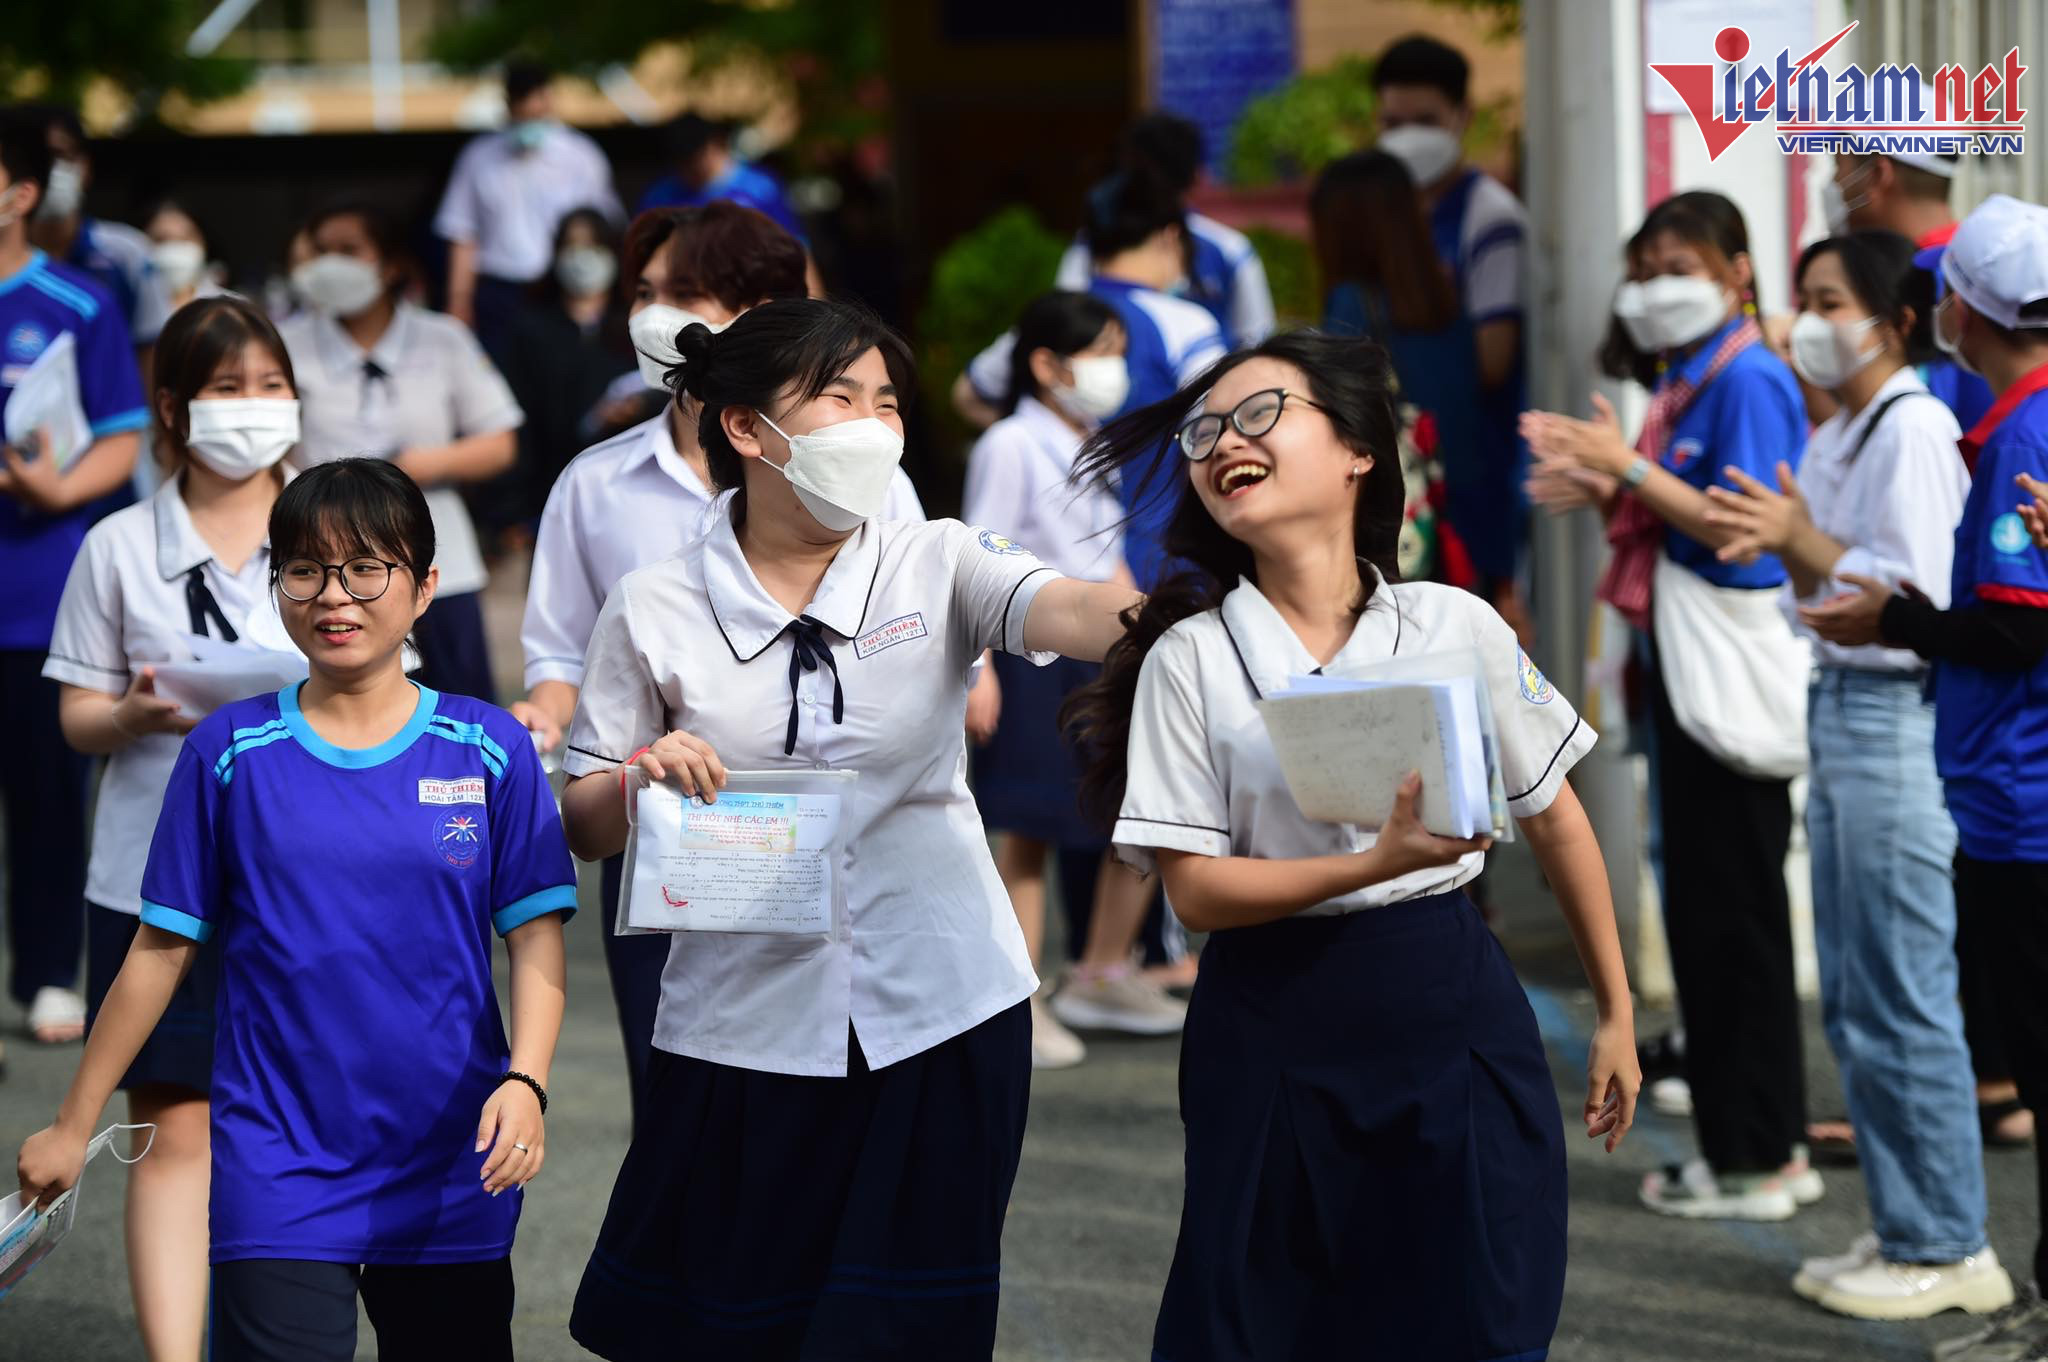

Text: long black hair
xmin=1598 ymin=189 xmax=1756 ymax=388
xmin=1800 ymin=230 xmax=1933 ymax=365
xmin=1060 ymin=330 xmax=1406 ymax=828
xmin=672 ymin=297 xmax=915 ymax=528
xmin=1003 ymin=290 xmax=1120 ymax=416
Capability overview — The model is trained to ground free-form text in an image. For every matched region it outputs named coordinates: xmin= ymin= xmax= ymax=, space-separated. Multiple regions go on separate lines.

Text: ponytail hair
xmin=1060 ymin=330 xmax=1406 ymax=828
xmin=670 ymin=297 xmax=915 ymax=529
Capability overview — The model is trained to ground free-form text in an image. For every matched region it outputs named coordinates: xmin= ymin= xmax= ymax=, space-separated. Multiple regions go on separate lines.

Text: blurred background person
xmin=281 ymin=199 xmax=521 ymax=700
xmin=141 ymin=200 xmax=221 ymax=314
xmin=436 ymin=61 xmax=622 ymax=358
xmin=637 ymin=113 xmax=804 ymax=239
xmin=24 ymin=104 xmax=170 ymax=352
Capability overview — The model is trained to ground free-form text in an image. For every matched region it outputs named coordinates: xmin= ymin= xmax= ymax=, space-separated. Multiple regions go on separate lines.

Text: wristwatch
xmin=1621 ymin=457 xmax=1652 ymax=488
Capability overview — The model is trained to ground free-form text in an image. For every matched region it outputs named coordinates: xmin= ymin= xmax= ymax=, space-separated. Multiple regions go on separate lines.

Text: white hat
xmin=1931 ymin=195 xmax=2048 ymax=330
xmin=1886 ymin=150 xmax=1960 ymax=178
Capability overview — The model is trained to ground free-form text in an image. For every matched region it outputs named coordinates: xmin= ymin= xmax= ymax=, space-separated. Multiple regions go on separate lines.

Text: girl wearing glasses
xmin=36 ymin=295 xmax=299 ymax=1361
xmin=556 ymin=298 xmax=1139 ymax=1361
xmin=18 ymin=458 xmax=575 ymax=1362
xmin=1062 ymin=330 xmax=1638 ymax=1362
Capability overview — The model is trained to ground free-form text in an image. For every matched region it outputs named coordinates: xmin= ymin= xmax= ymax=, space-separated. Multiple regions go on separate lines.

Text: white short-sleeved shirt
xmin=563 ymin=515 xmax=1061 ymax=1076
xmin=1782 ymin=368 xmax=1967 ymax=672
xmin=281 ymin=303 xmax=524 ymax=596
xmin=1454 ymin=173 xmax=1529 ymax=327
xmin=1113 ymin=572 xmax=1596 ymax=911
xmin=964 ymin=279 xmax=1226 ymax=409
xmin=522 ymin=413 xmax=926 ymax=689
xmin=433 ymin=123 xmax=623 ymax=283
xmin=961 ymin=395 xmax=1123 ymax=582
xmin=42 ymin=475 xmax=297 ymax=914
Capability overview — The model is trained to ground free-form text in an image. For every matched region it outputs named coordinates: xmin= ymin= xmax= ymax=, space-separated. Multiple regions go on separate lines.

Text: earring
xmin=1347 ymin=465 xmax=1366 ymax=485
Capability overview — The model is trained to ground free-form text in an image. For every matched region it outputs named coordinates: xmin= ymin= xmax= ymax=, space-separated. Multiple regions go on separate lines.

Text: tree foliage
xmin=913 ymin=206 xmax=1064 ymax=431
xmin=0 ymin=0 xmax=253 ymax=112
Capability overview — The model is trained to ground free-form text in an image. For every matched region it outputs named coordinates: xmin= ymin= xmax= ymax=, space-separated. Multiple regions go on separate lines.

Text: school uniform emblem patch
xmin=1517 ymin=647 xmax=1554 ymax=705
xmin=434 ymin=811 xmax=483 ymax=869
xmin=1992 ymin=512 xmax=2031 ymax=557
xmin=1667 ymin=438 xmax=1704 ymax=470
xmin=855 ymin=612 xmax=928 ymax=659
xmin=418 ymin=776 xmax=486 ymax=805
xmin=978 ymin=530 xmax=1031 ymax=556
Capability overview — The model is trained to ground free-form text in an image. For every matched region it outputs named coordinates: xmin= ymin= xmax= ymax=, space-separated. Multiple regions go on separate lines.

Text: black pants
xmin=1957 ymin=853 xmax=2048 ymax=1288
xmin=1 ymin=650 xmax=89 ymax=1005
xmin=1958 ymin=885 xmax=2013 ymax=1084
xmin=1652 ymin=662 xmax=1805 ymax=1173
xmin=411 ymin=590 xmax=496 ymax=703
xmin=210 ymin=1256 xmax=514 ymax=1362
xmin=600 ymin=853 xmax=669 ymax=1132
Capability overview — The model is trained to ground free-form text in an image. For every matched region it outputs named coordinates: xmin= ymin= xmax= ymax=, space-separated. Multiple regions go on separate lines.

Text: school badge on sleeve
xmin=1517 ymin=647 xmax=1555 ymax=705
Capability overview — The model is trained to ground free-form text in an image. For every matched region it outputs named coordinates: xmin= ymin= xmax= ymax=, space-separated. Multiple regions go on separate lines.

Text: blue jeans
xmin=1809 ymin=669 xmax=1987 ymax=1261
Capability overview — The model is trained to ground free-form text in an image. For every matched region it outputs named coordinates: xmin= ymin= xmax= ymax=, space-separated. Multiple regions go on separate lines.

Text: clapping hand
xmin=1704 ymin=461 xmax=1809 ymax=566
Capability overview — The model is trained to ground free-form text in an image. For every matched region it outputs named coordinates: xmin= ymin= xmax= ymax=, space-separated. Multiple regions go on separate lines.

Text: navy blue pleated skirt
xmin=569 ymin=1002 xmax=1031 ymax=1362
xmin=970 ymin=651 xmax=1100 ymax=845
xmin=86 ymin=902 xmax=217 ymax=1095
xmin=1153 ymin=891 xmax=1566 ymax=1362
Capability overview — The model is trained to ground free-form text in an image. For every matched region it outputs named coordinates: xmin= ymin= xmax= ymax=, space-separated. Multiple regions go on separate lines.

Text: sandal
xmin=26 ymin=986 xmax=85 ymax=1044
xmin=1981 ymin=1097 xmax=2036 ymax=1148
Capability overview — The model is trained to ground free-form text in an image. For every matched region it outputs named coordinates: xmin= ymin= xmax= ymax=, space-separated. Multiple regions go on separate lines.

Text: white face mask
xmin=291 ymin=254 xmax=384 ymax=317
xmin=757 ymin=412 xmax=905 ymax=533
xmin=150 ymin=239 xmax=207 ymax=293
xmin=1788 ymin=311 xmax=1882 ymax=389
xmin=629 ymin=303 xmax=729 ymax=391
xmin=1612 ymin=275 xmax=1731 ymax=352
xmin=1054 ymin=354 xmax=1130 ymax=423
xmin=555 ymin=245 xmax=617 ymax=298
xmin=1378 ymin=124 xmax=1462 ymax=188
xmin=1933 ymin=293 xmax=1978 ymax=376
xmin=1821 ymin=160 xmax=1873 ymax=236
xmin=185 ymin=397 xmax=299 ymax=480
xmin=36 ymin=159 xmax=83 ymax=221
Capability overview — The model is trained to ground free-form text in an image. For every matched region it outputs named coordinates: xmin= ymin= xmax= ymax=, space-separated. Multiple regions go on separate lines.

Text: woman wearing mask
xmin=142 ymin=201 xmax=220 ymax=313
xmin=492 ymin=205 xmax=634 ymax=540
xmin=278 ymin=199 xmax=522 ymax=700
xmin=1523 ymin=191 xmax=1814 ymax=1220
xmin=513 ymin=202 xmax=920 ymax=1124
xmin=559 ymin=298 xmax=1139 ymax=1362
xmin=1699 ymin=231 xmax=2008 ymax=1317
xmin=961 ymin=290 xmax=1183 ymax=1067
xmin=1059 ymin=331 xmax=1635 ymax=1361
xmin=39 ymin=295 xmax=300 ymax=1362
xmin=18 ymin=458 xmax=575 ymax=1362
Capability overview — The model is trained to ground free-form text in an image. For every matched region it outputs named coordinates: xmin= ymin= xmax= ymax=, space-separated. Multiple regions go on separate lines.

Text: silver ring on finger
xmin=513 ymin=1142 xmax=530 ymax=1152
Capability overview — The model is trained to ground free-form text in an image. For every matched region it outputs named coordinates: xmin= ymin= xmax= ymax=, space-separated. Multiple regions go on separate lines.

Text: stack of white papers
xmin=1254 ymin=649 xmax=1510 ymax=840
xmin=3 ymin=332 xmax=92 ymax=470
xmin=150 ymin=633 xmax=307 ymax=717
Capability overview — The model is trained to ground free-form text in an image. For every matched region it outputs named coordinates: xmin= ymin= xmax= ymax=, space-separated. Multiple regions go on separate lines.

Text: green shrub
xmin=1226 ymin=57 xmax=1379 ymax=188
xmin=916 ymin=206 xmax=1066 ymax=423
xmin=1245 ymin=226 xmax=1319 ymax=329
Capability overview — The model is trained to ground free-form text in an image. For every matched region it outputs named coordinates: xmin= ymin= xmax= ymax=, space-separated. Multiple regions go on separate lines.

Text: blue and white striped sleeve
xmin=138 ymin=739 xmax=228 ymax=942
xmin=487 ymin=717 xmax=578 ymax=936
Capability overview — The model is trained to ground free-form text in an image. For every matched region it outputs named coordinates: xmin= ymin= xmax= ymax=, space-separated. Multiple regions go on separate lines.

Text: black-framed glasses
xmin=275 ymin=557 xmax=403 ymax=602
xmin=1176 ymin=388 xmax=1325 ymax=461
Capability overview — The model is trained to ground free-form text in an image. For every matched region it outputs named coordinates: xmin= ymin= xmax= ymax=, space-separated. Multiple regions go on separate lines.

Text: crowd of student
xmin=0 ymin=28 xmax=2045 ymax=1362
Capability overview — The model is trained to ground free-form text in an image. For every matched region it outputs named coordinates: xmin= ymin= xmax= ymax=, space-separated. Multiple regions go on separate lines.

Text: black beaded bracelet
xmin=499 ymin=1070 xmax=548 ymax=1114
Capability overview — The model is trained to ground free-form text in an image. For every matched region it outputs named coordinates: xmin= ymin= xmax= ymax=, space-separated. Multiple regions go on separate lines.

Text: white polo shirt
xmin=1113 ymin=571 xmax=1596 ymax=911
xmin=280 ymin=303 xmax=524 ymax=597
xmin=433 ymin=123 xmax=623 ymax=282
xmin=522 ymin=412 xmax=926 ymax=690
xmin=563 ymin=514 xmax=1062 ymax=1075
xmin=961 ymin=395 xmax=1122 ymax=583
xmin=42 ymin=475 xmax=297 ymax=914
xmin=1782 ymin=368 xmax=1966 ymax=673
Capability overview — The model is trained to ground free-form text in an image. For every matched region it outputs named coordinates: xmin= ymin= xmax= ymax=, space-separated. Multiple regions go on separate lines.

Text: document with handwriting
xmin=627 ymin=786 xmax=842 ymax=934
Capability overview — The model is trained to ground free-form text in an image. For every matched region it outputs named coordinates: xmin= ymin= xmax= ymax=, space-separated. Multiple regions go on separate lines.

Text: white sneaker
xmin=1640 ymin=1158 xmax=1797 ymax=1221
xmin=1782 ymin=1143 xmax=1826 ymax=1206
xmin=1793 ymin=1232 xmax=1879 ymax=1301
xmin=1814 ymin=1246 xmax=2015 ymax=1321
xmin=1029 ymin=997 xmax=1086 ymax=1070
xmin=1050 ymin=969 xmax=1187 ymax=1036
xmin=1649 ymin=1075 xmax=1693 ymax=1117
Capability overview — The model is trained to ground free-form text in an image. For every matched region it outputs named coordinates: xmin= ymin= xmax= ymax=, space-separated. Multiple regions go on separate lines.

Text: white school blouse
xmin=961 ymin=395 xmax=1124 ymax=583
xmin=521 ymin=413 xmax=925 ymax=691
xmin=1113 ymin=571 xmax=1596 ymax=912
xmin=281 ymin=303 xmax=524 ymax=597
xmin=563 ymin=513 xmax=1061 ymax=1075
xmin=42 ymin=475 xmax=297 ymax=914
xmin=1780 ymin=368 xmax=1967 ymax=673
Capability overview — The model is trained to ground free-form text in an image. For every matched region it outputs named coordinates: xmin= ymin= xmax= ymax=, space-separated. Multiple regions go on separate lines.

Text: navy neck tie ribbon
xmin=781 ymin=615 xmax=844 ymax=756
xmin=186 ymin=567 xmax=239 ymax=642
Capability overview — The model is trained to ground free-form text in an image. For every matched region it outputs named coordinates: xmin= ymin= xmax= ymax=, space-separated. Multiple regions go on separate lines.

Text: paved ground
xmin=0 ymin=559 xmax=2034 ymax=1359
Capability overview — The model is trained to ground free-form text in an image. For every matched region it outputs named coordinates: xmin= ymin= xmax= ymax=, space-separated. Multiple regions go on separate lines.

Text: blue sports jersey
xmin=1923 ymin=358 xmax=1995 ymax=432
xmin=637 ymin=161 xmax=804 ymax=239
xmin=0 ymin=251 xmax=147 ymax=649
xmin=1935 ymin=363 xmax=2048 ymax=861
xmin=1655 ymin=318 xmax=1807 ymax=589
xmin=139 ymin=684 xmax=577 ymax=1264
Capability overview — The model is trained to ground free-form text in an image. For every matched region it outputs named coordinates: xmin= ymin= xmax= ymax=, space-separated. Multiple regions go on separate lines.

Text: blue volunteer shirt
xmin=637 ymin=161 xmax=804 ymax=239
xmin=139 ymin=684 xmax=577 ymax=1264
xmin=0 ymin=251 xmax=147 ymax=649
xmin=1935 ymin=362 xmax=2048 ymax=862
xmin=1923 ymin=358 xmax=1995 ymax=433
xmin=1655 ymin=317 xmax=1807 ymax=589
